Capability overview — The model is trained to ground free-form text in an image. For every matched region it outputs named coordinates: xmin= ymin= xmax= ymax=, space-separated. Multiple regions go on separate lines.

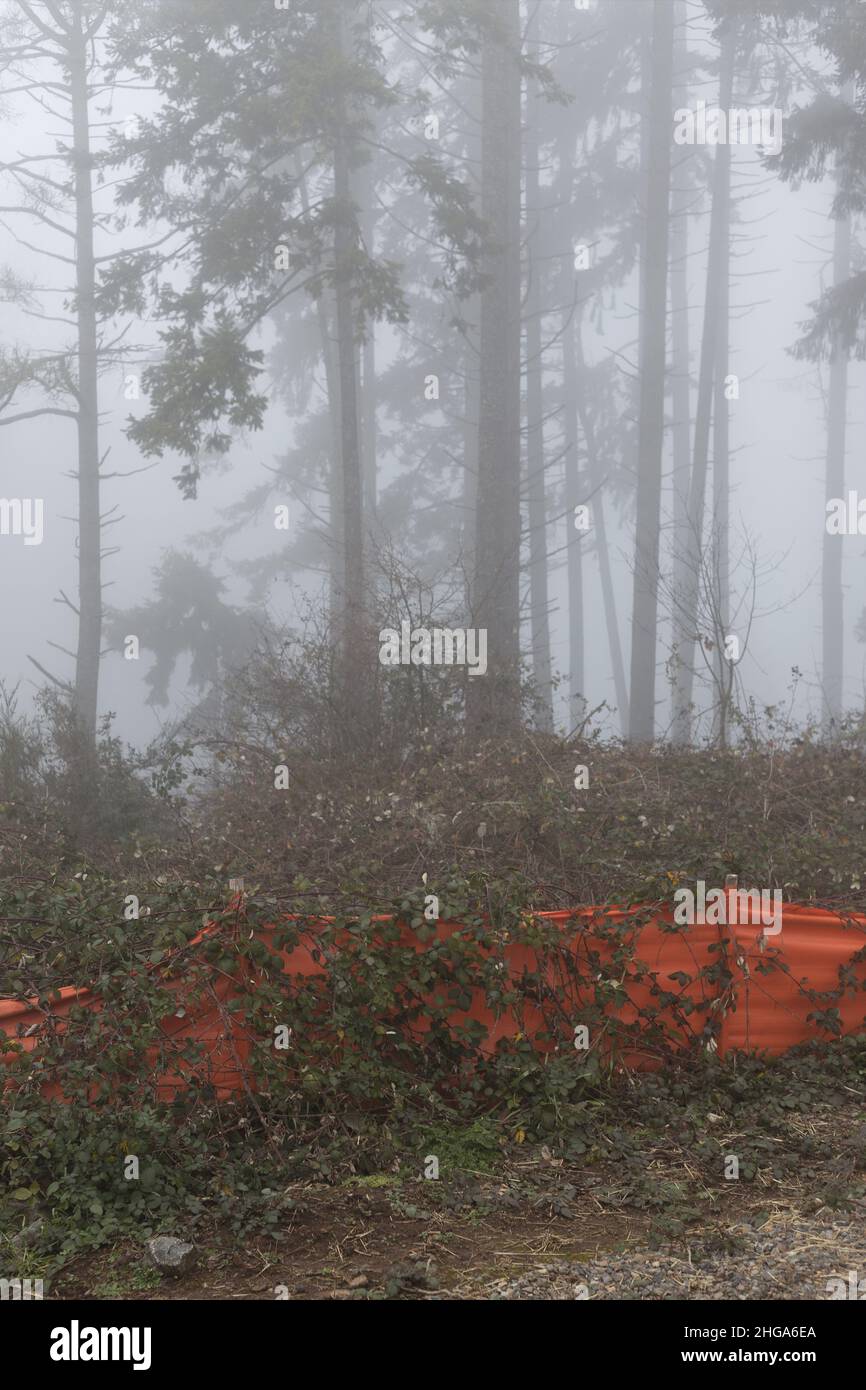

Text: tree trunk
xmin=712 ymin=160 xmax=731 ymax=745
xmin=356 ymin=133 xmax=377 ymax=526
xmin=333 ymin=2 xmax=367 ymax=724
xmin=628 ymin=0 xmax=675 ymax=743
xmin=554 ymin=84 xmax=628 ymax=735
xmin=571 ymin=317 xmax=630 ymax=734
xmin=672 ymin=28 xmax=735 ymax=744
xmin=294 ymin=155 xmax=344 ymax=622
xmin=458 ymin=70 xmax=482 ymax=612
xmin=462 ymin=294 xmax=480 ymax=607
xmin=467 ymin=0 xmax=522 ymax=737
xmin=525 ymin=12 xmax=554 ymax=733
xmin=362 ymin=329 xmax=376 ymax=519
xmin=69 ymin=19 xmax=101 ymax=751
xmin=822 ymin=88 xmax=853 ymax=734
xmin=563 ymin=312 xmax=585 ymax=728
xmin=325 ymin=283 xmax=345 ymax=624
xmin=669 ymin=0 xmax=693 ymax=736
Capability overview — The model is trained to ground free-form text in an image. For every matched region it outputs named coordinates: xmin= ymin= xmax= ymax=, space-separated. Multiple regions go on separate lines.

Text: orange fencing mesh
xmin=2 ymin=899 xmax=865 ymax=1099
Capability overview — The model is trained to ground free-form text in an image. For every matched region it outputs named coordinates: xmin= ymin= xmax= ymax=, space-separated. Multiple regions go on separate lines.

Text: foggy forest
xmin=2 ymin=0 xmax=866 ymax=1333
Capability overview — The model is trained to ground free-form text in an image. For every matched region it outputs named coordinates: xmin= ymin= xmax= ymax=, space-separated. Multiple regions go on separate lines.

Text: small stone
xmin=348 ymin=1274 xmax=369 ymax=1289
xmin=146 ymin=1235 xmax=196 ymax=1276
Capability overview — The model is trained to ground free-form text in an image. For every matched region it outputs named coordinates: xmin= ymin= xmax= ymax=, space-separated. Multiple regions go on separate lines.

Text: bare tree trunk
xmin=362 ymin=331 xmax=376 ymax=518
xmin=462 ymin=295 xmax=480 ymax=605
xmin=822 ymin=88 xmax=853 ymax=734
xmin=458 ymin=71 xmax=482 ymax=611
xmin=554 ymin=101 xmax=585 ymax=730
xmin=628 ymin=0 xmax=675 ymax=742
xmin=467 ymin=0 xmax=522 ymax=737
xmin=554 ymin=70 xmax=628 ymax=735
xmin=526 ymin=307 xmax=554 ymax=730
xmin=333 ymin=2 xmax=367 ymax=723
xmin=525 ymin=14 xmax=554 ymax=733
xmin=69 ymin=17 xmax=101 ymax=752
xmin=672 ymin=28 xmax=734 ymax=744
xmin=712 ymin=168 xmax=731 ymax=743
xmin=294 ymin=156 xmax=344 ymax=621
xmin=571 ymin=317 xmax=629 ymax=733
xmin=325 ymin=285 xmax=345 ymax=624
xmin=563 ymin=312 xmax=585 ymax=727
xmin=669 ymin=0 xmax=693 ymax=735
xmin=356 ymin=133 xmax=377 ymax=525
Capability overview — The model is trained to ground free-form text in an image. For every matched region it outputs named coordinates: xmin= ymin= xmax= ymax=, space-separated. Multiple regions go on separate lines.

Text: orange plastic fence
xmin=2 ymin=900 xmax=866 ymax=1101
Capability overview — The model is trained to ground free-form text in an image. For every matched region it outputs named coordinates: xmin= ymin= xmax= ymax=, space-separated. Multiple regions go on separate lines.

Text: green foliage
xmin=417 ymin=1118 xmax=502 ymax=1176
xmin=105 ymin=0 xmax=484 ymax=479
xmin=3 ymin=865 xmax=866 ymax=1267
xmin=105 ymin=551 xmax=270 ymax=708
xmin=0 ymin=685 xmax=163 ymax=851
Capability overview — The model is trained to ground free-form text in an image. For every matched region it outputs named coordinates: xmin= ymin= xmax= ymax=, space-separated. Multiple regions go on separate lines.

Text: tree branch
xmin=0 ymin=407 xmax=78 ymax=425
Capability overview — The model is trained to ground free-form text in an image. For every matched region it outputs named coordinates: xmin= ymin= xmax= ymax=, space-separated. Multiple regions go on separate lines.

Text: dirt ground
xmin=50 ymin=1144 xmax=855 ymax=1301
xmin=52 ymin=1185 xmax=648 ymax=1300
xmin=23 ymin=1035 xmax=866 ymax=1302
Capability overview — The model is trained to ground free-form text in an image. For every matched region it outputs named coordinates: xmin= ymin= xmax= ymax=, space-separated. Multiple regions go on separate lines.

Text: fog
xmin=8 ymin=0 xmax=866 ymax=1322
xmin=0 ymin=0 xmax=862 ymax=750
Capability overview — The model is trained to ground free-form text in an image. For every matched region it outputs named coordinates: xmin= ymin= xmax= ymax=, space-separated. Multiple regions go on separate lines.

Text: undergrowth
xmin=2 ymin=872 xmax=866 ymax=1274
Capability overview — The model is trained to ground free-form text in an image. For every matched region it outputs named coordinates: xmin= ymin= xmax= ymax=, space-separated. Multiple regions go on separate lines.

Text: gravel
xmin=489 ymin=1206 xmax=866 ymax=1300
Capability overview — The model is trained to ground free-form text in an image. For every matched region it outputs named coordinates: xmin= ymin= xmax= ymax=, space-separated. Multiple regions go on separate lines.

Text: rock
xmin=145 ymin=1235 xmax=196 ymax=1276
xmin=348 ymin=1273 xmax=369 ymax=1289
